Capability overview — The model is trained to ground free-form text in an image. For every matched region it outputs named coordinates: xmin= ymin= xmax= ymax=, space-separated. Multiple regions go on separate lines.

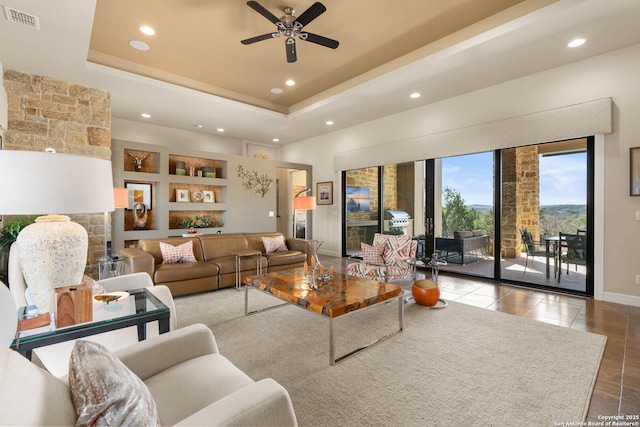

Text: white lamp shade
xmin=293 ymin=195 xmax=317 ymax=210
xmin=0 ymin=150 xmax=115 ymax=214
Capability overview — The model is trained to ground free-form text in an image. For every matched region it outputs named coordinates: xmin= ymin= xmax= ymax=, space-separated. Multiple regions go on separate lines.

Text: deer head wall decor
xmin=127 ymin=152 xmax=149 ymax=171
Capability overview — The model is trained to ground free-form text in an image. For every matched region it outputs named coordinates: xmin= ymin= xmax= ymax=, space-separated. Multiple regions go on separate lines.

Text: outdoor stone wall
xmin=501 ymin=146 xmax=541 ymax=258
xmin=2 ymin=69 xmax=111 ymax=278
xmin=502 ymin=148 xmax=518 ymax=258
xmin=345 ymin=165 xmax=400 ymax=251
xmin=517 ymin=145 xmax=540 ymax=242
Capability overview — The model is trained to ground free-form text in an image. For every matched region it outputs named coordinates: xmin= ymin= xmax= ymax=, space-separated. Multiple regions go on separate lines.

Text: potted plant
xmin=0 ymin=216 xmax=36 ymax=282
xmin=177 ymin=215 xmax=216 ymax=230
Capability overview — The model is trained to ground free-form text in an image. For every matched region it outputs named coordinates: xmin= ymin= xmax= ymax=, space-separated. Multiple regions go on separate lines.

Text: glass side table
xmin=11 ymin=287 xmax=170 ymax=360
xmin=98 ymin=255 xmax=127 ymax=280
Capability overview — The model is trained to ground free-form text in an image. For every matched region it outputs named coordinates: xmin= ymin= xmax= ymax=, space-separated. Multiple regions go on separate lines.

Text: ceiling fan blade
xmin=301 ymin=32 xmax=339 ymax=49
xmin=246 ymin=1 xmax=280 ymax=25
xmin=286 ymin=37 xmax=297 ymax=63
xmin=241 ymin=33 xmax=278 ymax=45
xmin=293 ymin=2 xmax=326 ymax=27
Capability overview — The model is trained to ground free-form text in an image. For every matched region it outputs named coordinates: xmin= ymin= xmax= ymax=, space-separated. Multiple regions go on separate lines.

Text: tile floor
xmin=323 ymin=255 xmax=640 ymax=419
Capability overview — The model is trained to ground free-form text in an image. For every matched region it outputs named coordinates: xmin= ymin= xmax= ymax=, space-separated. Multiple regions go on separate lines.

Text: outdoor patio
xmin=433 ymin=252 xmax=587 ymax=293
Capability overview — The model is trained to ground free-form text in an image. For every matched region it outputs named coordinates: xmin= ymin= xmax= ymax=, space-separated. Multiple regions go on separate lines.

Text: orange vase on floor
xmin=412 ymin=279 xmax=439 ymax=306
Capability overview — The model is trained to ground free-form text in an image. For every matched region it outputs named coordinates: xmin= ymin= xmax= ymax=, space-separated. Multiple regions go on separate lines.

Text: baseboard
xmin=602 ymin=291 xmax=640 ymax=308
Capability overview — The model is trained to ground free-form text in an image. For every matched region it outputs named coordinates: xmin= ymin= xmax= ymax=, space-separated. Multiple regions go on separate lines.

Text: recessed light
xmin=141 ymin=113 xmax=151 ymax=118
xmin=217 ymin=128 xmax=225 ymax=132
xmin=271 ymin=88 xmax=284 ymax=94
xmin=326 ymin=121 xmax=334 ymax=126
xmin=140 ymin=26 xmax=155 ymax=36
xmin=285 ymin=80 xmax=295 ymax=86
xmin=129 ymin=40 xmax=150 ymax=51
xmin=410 ymin=92 xmax=421 ymax=99
xmin=568 ymin=38 xmax=586 ymax=48
xmin=273 ymin=138 xmax=280 ymax=142
xmin=194 ymin=124 xmax=204 ymax=129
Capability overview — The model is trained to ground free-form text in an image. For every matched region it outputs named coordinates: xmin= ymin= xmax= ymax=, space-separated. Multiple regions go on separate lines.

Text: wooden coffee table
xmin=244 ymin=268 xmax=404 ymax=365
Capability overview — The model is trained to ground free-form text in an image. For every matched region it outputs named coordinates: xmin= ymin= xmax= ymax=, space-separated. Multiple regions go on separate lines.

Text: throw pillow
xmin=159 ymin=240 xmax=197 ymax=264
xmin=68 ymin=340 xmax=159 ymax=427
xmin=262 ymin=235 xmax=288 ymax=253
xmin=361 ymin=242 xmax=386 ymax=265
xmin=454 ymin=230 xmax=474 ymax=239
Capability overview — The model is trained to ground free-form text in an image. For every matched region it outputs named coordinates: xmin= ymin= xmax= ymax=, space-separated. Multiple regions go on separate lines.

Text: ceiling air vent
xmin=4 ymin=6 xmax=40 ymax=29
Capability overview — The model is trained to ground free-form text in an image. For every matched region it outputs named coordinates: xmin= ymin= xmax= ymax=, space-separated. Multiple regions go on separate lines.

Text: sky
xmin=441 ymin=151 xmax=587 ymax=206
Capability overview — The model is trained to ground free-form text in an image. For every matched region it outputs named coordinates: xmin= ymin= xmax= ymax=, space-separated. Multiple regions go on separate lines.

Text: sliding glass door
xmin=432 ymin=152 xmax=495 ymax=279
xmin=341 ymin=137 xmax=593 ymax=296
xmin=498 ymin=139 xmax=590 ymax=294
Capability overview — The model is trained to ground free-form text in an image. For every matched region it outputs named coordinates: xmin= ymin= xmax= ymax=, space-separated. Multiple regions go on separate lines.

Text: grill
xmin=385 ymin=210 xmax=411 ymax=227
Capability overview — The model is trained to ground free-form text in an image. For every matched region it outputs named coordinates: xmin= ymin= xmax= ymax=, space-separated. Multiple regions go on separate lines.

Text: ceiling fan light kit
xmin=241 ymin=1 xmax=339 ymax=63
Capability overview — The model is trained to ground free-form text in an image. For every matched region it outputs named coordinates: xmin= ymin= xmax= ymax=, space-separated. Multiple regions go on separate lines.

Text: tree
xmin=442 ymin=188 xmax=476 ymax=237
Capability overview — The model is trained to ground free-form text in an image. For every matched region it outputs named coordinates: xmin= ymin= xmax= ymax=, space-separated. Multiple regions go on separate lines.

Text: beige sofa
xmin=0 ymin=283 xmax=298 ymax=426
xmin=120 ymin=232 xmax=315 ymax=296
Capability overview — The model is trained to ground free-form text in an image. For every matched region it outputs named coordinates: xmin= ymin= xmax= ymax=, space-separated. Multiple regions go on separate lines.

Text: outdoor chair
xmin=558 ymin=232 xmax=586 ymax=282
xmin=519 ymin=229 xmax=547 ymax=273
xmin=347 ymin=233 xmax=417 ymax=282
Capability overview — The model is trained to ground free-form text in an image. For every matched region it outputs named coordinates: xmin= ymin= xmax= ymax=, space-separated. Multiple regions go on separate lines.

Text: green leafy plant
xmin=177 ymin=215 xmax=216 ymax=229
xmin=0 ymin=216 xmax=37 ymax=252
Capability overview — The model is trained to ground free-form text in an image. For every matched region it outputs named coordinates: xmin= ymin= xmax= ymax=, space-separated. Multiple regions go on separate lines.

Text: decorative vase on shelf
xmin=175 ymin=161 xmax=186 ymax=175
xmin=201 ymin=167 xmax=216 ymax=178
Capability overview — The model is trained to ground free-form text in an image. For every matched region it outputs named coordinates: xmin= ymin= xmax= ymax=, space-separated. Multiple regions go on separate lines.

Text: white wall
xmin=282 ymin=43 xmax=640 ymax=306
xmin=111 ymin=118 xmax=245 ymax=156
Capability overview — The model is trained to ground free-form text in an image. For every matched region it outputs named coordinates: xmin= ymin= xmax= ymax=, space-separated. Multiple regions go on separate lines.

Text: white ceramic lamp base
xmin=17 ymin=214 xmax=88 ymax=314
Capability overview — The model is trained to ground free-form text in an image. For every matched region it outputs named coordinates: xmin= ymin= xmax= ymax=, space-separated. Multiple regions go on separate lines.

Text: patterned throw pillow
xmin=68 ymin=341 xmax=159 ymax=427
xmin=159 ymin=240 xmax=197 ymax=264
xmin=361 ymin=242 xmax=386 ymax=266
xmin=262 ymin=236 xmax=288 ymax=253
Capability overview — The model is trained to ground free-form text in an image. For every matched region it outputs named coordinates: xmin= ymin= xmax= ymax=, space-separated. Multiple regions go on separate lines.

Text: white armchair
xmin=8 ymin=244 xmax=178 ymax=377
xmin=0 ymin=283 xmax=298 ymax=426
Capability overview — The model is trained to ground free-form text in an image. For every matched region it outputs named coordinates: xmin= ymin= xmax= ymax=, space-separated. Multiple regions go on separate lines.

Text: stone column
xmin=2 ymin=70 xmax=111 ymax=278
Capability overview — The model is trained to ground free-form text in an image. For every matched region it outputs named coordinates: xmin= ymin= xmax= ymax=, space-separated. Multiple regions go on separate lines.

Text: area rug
xmin=175 ymin=289 xmax=606 ymax=426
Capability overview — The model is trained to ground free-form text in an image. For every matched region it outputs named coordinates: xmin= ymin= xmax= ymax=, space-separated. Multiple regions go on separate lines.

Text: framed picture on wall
xmin=125 ymin=182 xmax=152 ymax=210
xmin=631 ymin=147 xmax=640 ymax=196
xmin=317 ymin=181 xmax=333 ymax=205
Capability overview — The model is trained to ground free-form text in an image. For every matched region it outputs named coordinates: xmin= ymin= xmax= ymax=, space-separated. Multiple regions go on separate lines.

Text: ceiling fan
xmin=241 ymin=1 xmax=339 ymax=63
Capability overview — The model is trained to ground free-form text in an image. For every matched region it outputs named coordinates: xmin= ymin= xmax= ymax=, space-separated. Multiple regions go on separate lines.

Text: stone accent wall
xmin=2 ymin=69 xmax=111 ymax=278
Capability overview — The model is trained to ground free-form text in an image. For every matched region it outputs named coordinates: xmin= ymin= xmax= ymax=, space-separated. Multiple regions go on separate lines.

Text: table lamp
xmin=293 ymin=188 xmax=316 ymax=238
xmin=0 ymin=149 xmax=114 ymax=314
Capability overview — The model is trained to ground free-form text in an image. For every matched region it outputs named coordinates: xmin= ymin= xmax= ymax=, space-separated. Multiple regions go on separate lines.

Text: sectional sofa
xmin=119 ymin=232 xmax=316 ymax=296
